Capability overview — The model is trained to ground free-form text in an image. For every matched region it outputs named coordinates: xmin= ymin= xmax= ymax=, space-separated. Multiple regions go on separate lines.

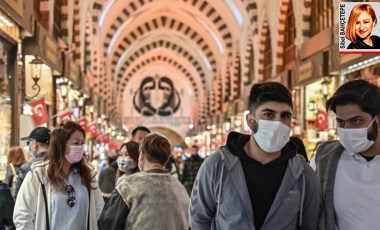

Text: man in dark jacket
xmin=14 ymin=127 xmax=51 ymax=198
xmin=181 ymin=145 xmax=203 ymax=194
xmin=189 ymin=82 xmax=320 ymax=229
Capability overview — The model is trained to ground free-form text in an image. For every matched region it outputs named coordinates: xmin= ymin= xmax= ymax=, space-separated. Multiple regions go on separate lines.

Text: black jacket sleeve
xmin=0 ymin=181 xmax=15 ymax=229
xmin=5 ymin=166 xmax=13 ymax=188
xmin=14 ymin=163 xmax=30 ymax=199
xmin=98 ymin=189 xmax=130 ymax=230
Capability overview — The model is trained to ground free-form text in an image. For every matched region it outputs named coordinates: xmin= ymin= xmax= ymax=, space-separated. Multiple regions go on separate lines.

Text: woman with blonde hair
xmin=14 ymin=120 xmax=104 ymax=230
xmin=5 ymin=146 xmax=26 ymax=194
xmin=346 ymin=4 xmax=380 ymax=49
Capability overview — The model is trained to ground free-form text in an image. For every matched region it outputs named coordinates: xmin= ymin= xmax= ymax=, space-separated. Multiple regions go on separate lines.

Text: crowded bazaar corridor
xmin=0 ymin=0 xmax=380 ymax=229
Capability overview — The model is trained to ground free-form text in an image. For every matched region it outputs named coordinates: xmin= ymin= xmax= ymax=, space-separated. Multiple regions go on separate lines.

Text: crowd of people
xmin=0 ymin=79 xmax=379 ymax=230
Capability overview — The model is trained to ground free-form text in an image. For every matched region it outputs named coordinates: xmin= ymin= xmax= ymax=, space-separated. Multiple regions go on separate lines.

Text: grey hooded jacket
xmin=315 ymin=141 xmax=345 ymax=230
xmin=189 ymin=146 xmax=321 ymax=230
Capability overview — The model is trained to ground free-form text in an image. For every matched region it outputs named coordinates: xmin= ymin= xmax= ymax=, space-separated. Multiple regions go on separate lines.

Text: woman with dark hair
xmin=115 ymin=141 xmax=140 ymax=184
xmin=5 ymin=146 xmax=26 ymax=195
xmin=14 ymin=120 xmax=104 ymax=230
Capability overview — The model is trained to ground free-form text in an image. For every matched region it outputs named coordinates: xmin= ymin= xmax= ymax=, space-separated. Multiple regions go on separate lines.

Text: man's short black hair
xmin=131 ymin=126 xmax=151 ymax=138
xmin=248 ymin=82 xmax=292 ymax=112
xmin=326 ymin=79 xmax=380 ymax=117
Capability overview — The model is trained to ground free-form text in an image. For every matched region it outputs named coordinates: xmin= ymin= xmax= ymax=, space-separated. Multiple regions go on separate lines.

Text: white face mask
xmin=252 ymin=118 xmax=291 ymax=153
xmin=337 ymin=117 xmax=377 ymax=154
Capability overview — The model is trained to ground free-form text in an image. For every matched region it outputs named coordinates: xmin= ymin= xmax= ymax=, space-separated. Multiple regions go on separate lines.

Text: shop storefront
xmin=293 ymin=50 xmax=336 ymax=157
xmin=22 ymin=23 xmax=62 ymax=133
xmin=0 ymin=9 xmax=20 ymax=180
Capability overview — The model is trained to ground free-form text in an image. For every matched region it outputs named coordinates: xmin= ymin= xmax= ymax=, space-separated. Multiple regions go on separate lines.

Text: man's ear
xmin=246 ymin=113 xmax=253 ymax=126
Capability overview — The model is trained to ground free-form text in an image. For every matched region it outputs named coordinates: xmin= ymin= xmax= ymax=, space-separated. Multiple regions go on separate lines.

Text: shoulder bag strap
xmin=41 ymin=184 xmax=50 ymax=230
xmin=35 ymin=169 xmax=50 ymax=230
xmin=10 ymin=163 xmax=17 ymax=181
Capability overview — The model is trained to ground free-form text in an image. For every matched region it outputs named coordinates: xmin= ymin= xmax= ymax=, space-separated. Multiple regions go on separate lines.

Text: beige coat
xmin=13 ymin=161 xmax=104 ymax=230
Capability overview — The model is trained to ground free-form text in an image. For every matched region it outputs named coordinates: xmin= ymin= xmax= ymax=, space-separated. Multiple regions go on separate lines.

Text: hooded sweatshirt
xmin=189 ymin=131 xmax=321 ymax=230
xmin=227 ymin=132 xmax=296 ymax=229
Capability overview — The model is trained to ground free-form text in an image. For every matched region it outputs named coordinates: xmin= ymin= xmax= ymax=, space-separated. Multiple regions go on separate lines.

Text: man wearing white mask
xmin=189 ymin=82 xmax=320 ymax=230
xmin=316 ymin=79 xmax=380 ymax=230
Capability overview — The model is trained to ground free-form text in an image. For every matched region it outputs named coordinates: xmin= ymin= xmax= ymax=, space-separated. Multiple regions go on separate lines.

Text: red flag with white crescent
xmin=58 ymin=110 xmax=72 ymax=122
xmin=88 ymin=122 xmax=98 ymax=138
xmin=77 ymin=117 xmax=88 ymax=132
xmin=29 ymin=98 xmax=48 ymax=126
xmin=316 ymin=109 xmax=328 ymax=130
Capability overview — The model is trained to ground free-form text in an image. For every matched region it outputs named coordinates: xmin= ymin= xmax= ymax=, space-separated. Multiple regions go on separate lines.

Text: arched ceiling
xmin=95 ymin=0 xmax=257 ymax=134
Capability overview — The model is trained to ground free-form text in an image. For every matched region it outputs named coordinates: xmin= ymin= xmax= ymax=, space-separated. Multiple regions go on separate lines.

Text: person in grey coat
xmin=189 ymin=82 xmax=320 ymax=230
xmin=316 ymin=80 xmax=380 ymax=230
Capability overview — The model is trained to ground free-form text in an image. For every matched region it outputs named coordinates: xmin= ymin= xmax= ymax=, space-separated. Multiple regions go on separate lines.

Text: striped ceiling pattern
xmin=92 ymin=0 xmax=304 ymax=126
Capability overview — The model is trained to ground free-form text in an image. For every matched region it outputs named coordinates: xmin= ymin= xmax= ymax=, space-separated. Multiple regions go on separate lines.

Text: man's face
xmin=247 ymin=101 xmax=292 ymax=132
xmin=335 ymin=104 xmax=378 ymax=140
xmin=191 ymin=147 xmax=198 ymax=156
xmin=132 ymin=130 xmax=150 ymax=143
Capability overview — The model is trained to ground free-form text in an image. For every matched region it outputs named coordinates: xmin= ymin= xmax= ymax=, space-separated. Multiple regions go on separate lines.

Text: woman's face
xmin=119 ymin=146 xmax=129 ymax=157
xmin=355 ymin=12 xmax=376 ymax=39
xmin=119 ymin=146 xmax=136 ymax=165
xmin=66 ymin=130 xmax=85 ymax=154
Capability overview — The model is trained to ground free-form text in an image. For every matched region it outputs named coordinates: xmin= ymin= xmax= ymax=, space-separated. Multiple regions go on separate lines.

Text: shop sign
xmin=294 ymin=52 xmax=324 ymax=86
xmin=1 ymin=0 xmax=23 ymax=17
xmin=81 ymin=71 xmax=90 ymax=96
xmin=340 ymin=53 xmax=363 ymax=65
xmin=328 ymin=43 xmax=378 ymax=73
xmin=68 ymin=60 xmax=80 ymax=87
xmin=297 ymin=61 xmax=313 ymax=83
xmin=37 ymin=24 xmax=61 ymax=72
xmin=0 ymin=9 xmax=19 ymax=42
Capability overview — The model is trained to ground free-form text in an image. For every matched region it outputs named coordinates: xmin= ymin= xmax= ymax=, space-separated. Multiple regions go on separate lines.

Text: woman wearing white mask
xmin=115 ymin=141 xmax=140 ymax=184
xmin=189 ymin=82 xmax=320 ymax=230
xmin=316 ymin=79 xmax=380 ymax=230
xmin=14 ymin=120 xmax=104 ymax=230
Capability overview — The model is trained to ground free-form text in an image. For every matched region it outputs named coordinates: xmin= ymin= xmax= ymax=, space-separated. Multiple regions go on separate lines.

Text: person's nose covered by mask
xmin=117 ymin=156 xmax=134 ymax=172
xmin=251 ymin=115 xmax=291 ymax=153
xmin=338 ymin=117 xmax=378 ymax=154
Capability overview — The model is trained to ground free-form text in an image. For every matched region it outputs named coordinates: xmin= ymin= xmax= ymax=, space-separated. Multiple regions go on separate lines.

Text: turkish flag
xmin=316 ymin=109 xmax=328 ymax=130
xmin=88 ymin=122 xmax=98 ymax=138
xmin=30 ymin=98 xmax=48 ymax=126
xmin=77 ymin=117 xmax=88 ymax=132
xmin=58 ymin=110 xmax=72 ymax=122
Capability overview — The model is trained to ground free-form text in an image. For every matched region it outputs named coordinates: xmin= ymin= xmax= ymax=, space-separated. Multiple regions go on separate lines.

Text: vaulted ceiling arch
xmin=114 ymin=34 xmax=210 ymax=92
xmin=107 ymin=14 xmax=221 ymax=78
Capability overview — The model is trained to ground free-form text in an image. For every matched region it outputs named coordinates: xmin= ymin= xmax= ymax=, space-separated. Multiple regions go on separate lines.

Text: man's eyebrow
xmin=261 ymin=109 xmax=292 ymax=115
xmin=261 ymin=108 xmax=276 ymax=113
xmin=281 ymin=111 xmax=292 ymax=116
xmin=336 ymin=116 xmax=363 ymax=121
